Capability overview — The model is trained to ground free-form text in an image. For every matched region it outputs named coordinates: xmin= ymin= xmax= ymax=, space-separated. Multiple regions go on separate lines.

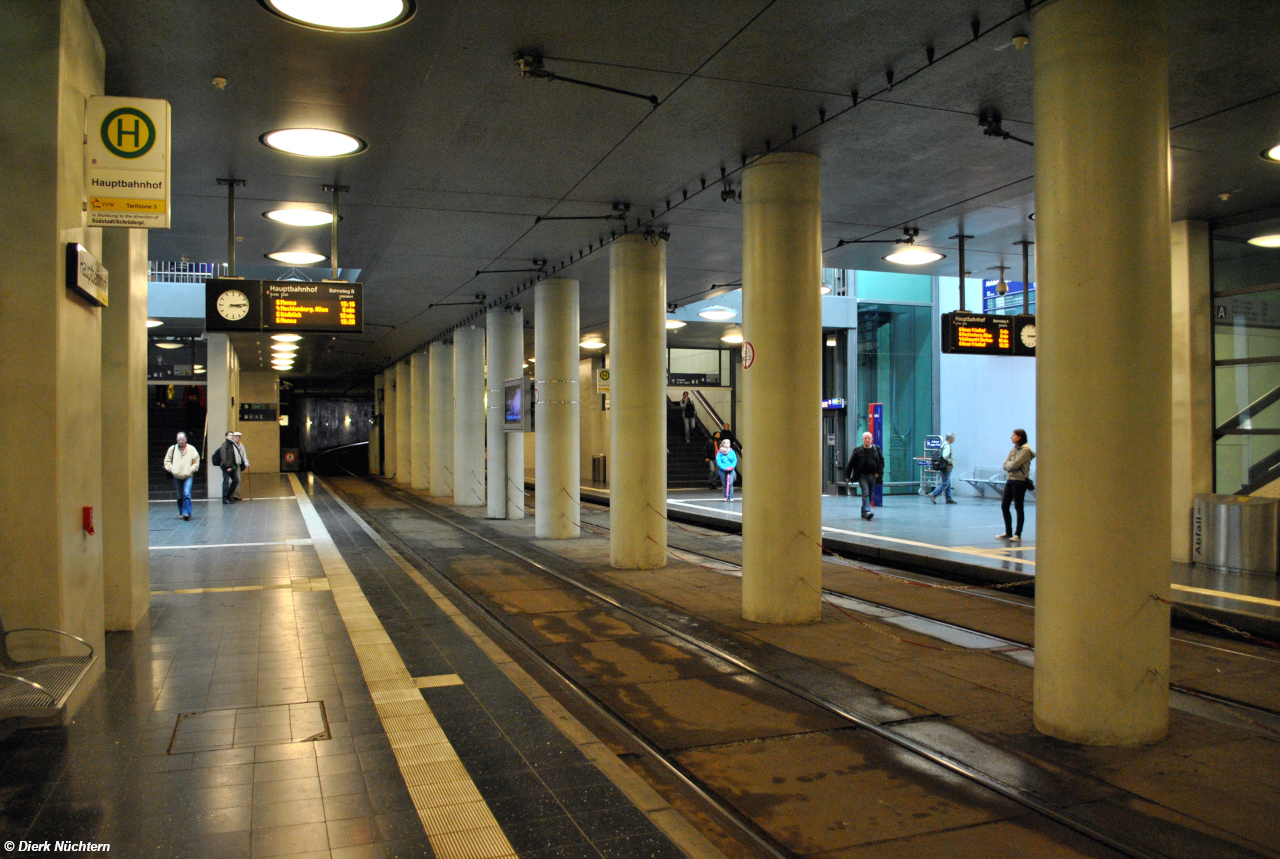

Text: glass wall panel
xmin=856 ymin=304 xmax=932 ymax=493
xmin=855 ymin=271 xmax=932 ymax=304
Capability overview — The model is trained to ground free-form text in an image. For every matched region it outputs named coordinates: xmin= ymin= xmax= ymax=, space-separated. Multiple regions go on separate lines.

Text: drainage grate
xmin=168 ymin=701 xmax=330 ymax=754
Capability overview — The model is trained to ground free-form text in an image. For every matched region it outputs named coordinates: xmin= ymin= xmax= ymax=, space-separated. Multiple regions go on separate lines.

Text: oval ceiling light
xmin=271 ymin=333 xmax=303 ymax=342
xmin=146 ymin=319 xmax=164 ymax=328
xmin=665 ymin=318 xmax=687 ymax=330
xmin=260 ymin=128 xmax=366 ymax=158
xmin=820 ymin=284 xmax=832 ymax=295
xmin=721 ymin=330 xmax=744 ymax=345
xmin=579 ymin=338 xmax=606 ymax=349
xmin=264 ymin=208 xmax=335 ymax=227
xmin=1262 ymin=144 xmax=1280 ymax=162
xmin=1247 ymin=234 xmax=1280 ymax=248
xmin=883 ymin=247 xmax=946 ymax=266
xmin=697 ymin=305 xmax=736 ymax=321
xmin=267 ymin=250 xmax=327 ymax=265
xmin=194 ymin=368 xmax=207 ymax=374
xmin=272 ymin=343 xmax=300 ymax=352
xmin=258 ymin=0 xmax=415 ymax=31
xmin=155 ymin=342 xmax=183 ymax=350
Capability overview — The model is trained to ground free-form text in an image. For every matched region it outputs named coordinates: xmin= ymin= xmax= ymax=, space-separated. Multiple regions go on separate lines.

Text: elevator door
xmin=822 ymin=410 xmax=846 ymax=494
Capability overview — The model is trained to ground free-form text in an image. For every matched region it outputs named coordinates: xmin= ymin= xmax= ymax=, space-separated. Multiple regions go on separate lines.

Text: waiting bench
xmin=958 ymin=465 xmax=1035 ymax=498
xmin=0 ymin=615 xmax=96 ymax=728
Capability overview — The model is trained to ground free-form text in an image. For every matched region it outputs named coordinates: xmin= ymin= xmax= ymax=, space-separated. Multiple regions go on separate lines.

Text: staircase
xmin=667 ymin=401 xmax=714 ymax=489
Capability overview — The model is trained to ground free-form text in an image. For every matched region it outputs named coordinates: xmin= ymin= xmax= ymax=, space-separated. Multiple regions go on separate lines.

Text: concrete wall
xmin=580 ymin=357 xmax=609 ymax=479
xmin=0 ymin=0 xmax=107 ymax=711
xmin=238 ymin=372 xmax=280 ymax=473
xmin=938 ymin=277 xmax=1038 ymax=489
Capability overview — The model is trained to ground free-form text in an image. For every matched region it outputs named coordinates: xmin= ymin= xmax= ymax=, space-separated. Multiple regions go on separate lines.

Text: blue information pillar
xmin=869 ymin=402 xmax=883 ymax=507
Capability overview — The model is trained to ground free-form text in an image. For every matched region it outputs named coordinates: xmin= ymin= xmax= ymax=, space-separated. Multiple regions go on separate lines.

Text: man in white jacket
xmin=163 ymin=432 xmax=201 ymax=520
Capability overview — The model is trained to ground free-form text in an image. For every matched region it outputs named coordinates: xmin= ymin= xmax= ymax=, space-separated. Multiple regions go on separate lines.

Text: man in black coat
xmin=844 ymin=431 xmax=884 ymax=520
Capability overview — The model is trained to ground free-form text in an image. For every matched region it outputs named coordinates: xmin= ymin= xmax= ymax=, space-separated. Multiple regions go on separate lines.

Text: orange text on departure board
xmin=273 ymin=300 xmax=330 ymax=325
xmin=339 ymin=300 xmax=357 ymax=326
xmin=956 ymin=326 xmax=995 ymax=348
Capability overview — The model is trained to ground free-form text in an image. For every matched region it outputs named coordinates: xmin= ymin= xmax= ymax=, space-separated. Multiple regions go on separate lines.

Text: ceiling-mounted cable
xmin=515 ymin=52 xmax=658 ymax=107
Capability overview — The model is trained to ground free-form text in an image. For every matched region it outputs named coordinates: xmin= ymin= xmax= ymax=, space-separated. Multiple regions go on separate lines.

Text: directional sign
xmin=85 ymin=96 xmax=171 ymax=229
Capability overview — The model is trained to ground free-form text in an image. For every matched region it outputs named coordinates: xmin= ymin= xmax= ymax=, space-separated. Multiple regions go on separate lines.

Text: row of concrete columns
xmin=369 ymin=0 xmax=1182 ymax=747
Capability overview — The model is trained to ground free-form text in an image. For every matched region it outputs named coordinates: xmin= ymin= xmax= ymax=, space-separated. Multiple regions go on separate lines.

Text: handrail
xmin=691 ymin=390 xmax=726 ymax=435
xmin=1216 ymin=382 xmax=1280 ymax=436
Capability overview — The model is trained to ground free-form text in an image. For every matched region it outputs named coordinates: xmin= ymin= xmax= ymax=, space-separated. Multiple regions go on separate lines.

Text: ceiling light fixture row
xmin=408 ymin=8 xmax=1019 ymax=362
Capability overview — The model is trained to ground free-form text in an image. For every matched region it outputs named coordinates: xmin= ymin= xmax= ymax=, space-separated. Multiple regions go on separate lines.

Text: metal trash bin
xmin=1192 ymin=493 xmax=1280 ymax=574
xmin=591 ymin=454 xmax=607 ymax=484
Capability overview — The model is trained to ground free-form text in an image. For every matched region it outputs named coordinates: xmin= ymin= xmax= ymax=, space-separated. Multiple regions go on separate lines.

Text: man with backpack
xmin=213 ymin=431 xmax=242 ymax=504
xmin=929 ymin=432 xmax=957 ymax=504
xmin=844 ymin=432 xmax=884 ymax=520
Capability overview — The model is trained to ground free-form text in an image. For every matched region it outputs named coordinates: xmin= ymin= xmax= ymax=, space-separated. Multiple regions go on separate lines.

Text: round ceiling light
xmin=697 ymin=305 xmax=737 ymax=321
xmin=820 ymin=284 xmax=832 ymax=295
xmin=883 ymin=247 xmax=946 ymax=266
xmin=1262 ymin=144 xmax=1280 ymax=162
xmin=260 ymin=128 xmax=366 ymax=158
xmin=1247 ymin=234 xmax=1280 ymax=248
xmin=271 ymin=333 xmax=303 ymax=342
xmin=267 ymin=251 xmax=327 ymax=265
xmin=264 ymin=209 xmax=335 ymax=227
xmin=155 ymin=342 xmax=183 ymax=350
xmin=272 ymin=343 xmax=300 ymax=352
xmin=721 ymin=331 xmax=744 ymax=345
xmin=579 ymin=339 xmax=606 ymax=350
xmin=665 ymin=318 xmax=687 ymax=330
xmin=258 ymin=0 xmax=415 ymax=31
xmin=146 ymin=319 xmax=164 ymax=328
xmin=194 ymin=368 xmax=207 ymax=374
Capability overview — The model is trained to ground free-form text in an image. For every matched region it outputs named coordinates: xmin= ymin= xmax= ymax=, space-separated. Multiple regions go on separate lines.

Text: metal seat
xmin=0 ymin=614 xmax=95 ymax=726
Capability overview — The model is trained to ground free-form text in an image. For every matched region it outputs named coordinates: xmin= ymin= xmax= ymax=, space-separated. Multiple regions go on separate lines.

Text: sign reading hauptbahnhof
xmin=85 ymin=96 xmax=171 ymax=229
xmin=941 ymin=312 xmax=1036 ymax=357
xmin=206 ymin=279 xmax=364 ymax=334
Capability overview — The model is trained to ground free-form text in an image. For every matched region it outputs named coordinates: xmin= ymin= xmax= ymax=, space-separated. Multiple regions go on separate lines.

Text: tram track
xmin=318 ymin=473 xmax=1279 ymax=859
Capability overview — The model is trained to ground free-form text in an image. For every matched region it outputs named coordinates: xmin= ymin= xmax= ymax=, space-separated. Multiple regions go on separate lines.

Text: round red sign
xmin=742 ymin=341 xmax=755 ymax=369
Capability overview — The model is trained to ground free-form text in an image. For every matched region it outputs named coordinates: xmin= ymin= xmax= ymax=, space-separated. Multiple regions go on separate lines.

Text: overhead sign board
xmin=85 ymin=96 xmax=171 ymax=229
xmin=205 ymin=279 xmax=364 ymax=334
xmin=65 ymin=243 xmax=108 ymax=307
xmin=941 ymin=312 xmax=1036 ymax=357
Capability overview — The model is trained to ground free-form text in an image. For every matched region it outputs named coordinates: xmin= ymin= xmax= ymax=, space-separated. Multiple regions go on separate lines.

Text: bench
xmin=0 ymin=615 xmax=96 ymax=728
xmin=958 ymin=465 xmax=1036 ymax=498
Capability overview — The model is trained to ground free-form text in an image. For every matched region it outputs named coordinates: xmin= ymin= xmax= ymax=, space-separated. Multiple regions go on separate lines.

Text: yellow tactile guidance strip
xmin=287 ymin=474 xmax=518 ymax=859
xmin=316 ymin=476 xmax=726 ymax=859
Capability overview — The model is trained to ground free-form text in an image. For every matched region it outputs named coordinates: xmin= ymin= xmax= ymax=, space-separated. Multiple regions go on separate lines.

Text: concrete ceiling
xmin=86 ymin=0 xmax=1280 ymax=391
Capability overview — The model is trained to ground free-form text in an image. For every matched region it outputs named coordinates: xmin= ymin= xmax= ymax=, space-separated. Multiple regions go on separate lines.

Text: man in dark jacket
xmin=844 ymin=432 xmax=884 ymax=520
xmin=217 ymin=432 xmax=241 ymax=504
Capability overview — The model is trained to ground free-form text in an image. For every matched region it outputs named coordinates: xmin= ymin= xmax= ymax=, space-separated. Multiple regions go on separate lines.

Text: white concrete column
xmin=740 ymin=152 xmax=823 ymax=624
xmin=535 ymin=279 xmax=581 ymax=539
xmin=410 ymin=351 xmax=430 ymax=491
xmin=487 ymin=307 xmax=525 ymax=519
xmin=206 ymin=334 xmax=232 ymax=497
xmin=100 ymin=227 xmax=149 ymax=631
xmin=395 ymin=359 xmax=412 ymax=485
xmin=1170 ymin=221 xmax=1214 ymax=556
xmin=428 ymin=341 xmax=454 ymax=496
xmin=383 ymin=364 xmax=398 ymax=479
xmin=371 ymin=373 xmax=383 ymax=475
xmin=453 ymin=325 xmax=486 ymax=505
xmin=1032 ymin=0 xmax=1172 ymax=745
xmin=609 ymin=234 xmax=667 ymax=568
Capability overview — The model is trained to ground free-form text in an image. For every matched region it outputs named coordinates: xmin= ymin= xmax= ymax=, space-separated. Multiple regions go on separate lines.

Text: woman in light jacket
xmin=997 ymin=428 xmax=1034 ymax=541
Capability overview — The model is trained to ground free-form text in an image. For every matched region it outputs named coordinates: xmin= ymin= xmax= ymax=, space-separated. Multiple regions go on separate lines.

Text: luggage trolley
xmin=915 ymin=434 xmax=943 ymax=496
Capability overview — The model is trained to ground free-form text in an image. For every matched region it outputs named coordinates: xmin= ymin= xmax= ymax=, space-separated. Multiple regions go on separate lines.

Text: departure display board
xmin=941 ymin=312 xmax=1035 ymax=357
xmin=206 ymin=279 xmax=364 ymax=334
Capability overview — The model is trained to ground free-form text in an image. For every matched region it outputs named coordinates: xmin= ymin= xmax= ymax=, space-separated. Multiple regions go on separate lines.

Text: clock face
xmin=217 ymin=290 xmax=250 ymax=321
xmin=1020 ymin=323 xmax=1037 ymax=348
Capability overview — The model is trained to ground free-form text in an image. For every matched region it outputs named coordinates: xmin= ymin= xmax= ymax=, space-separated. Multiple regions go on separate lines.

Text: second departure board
xmin=263 ymin=282 xmax=362 ymax=333
xmin=941 ymin=311 xmax=1035 ymax=357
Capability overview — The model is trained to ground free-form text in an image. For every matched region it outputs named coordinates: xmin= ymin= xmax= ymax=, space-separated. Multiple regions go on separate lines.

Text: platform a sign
xmin=85 ymin=96 xmax=171 ymax=229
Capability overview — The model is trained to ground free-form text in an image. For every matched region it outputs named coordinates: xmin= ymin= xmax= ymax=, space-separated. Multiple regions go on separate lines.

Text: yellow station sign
xmin=85 ymin=96 xmax=171 ymax=229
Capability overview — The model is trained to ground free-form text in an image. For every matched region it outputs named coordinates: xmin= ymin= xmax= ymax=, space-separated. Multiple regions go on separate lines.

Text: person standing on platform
xmin=231 ymin=431 xmax=250 ymax=500
xmin=929 ymin=432 xmax=956 ymax=504
xmin=705 ymin=430 xmax=723 ymax=489
xmin=715 ymin=438 xmax=738 ymax=502
xmin=845 ymin=431 xmax=884 ymax=521
xmin=163 ymin=432 xmax=200 ymax=520
xmin=997 ymin=428 xmax=1035 ymax=541
xmin=681 ymin=392 xmax=697 ymax=442
xmin=217 ymin=431 xmax=240 ymax=504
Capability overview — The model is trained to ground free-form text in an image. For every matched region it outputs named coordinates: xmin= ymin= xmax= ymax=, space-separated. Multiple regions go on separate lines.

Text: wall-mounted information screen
xmin=941 ymin=311 xmax=1035 ymax=357
xmin=206 ymin=279 xmax=363 ymax=333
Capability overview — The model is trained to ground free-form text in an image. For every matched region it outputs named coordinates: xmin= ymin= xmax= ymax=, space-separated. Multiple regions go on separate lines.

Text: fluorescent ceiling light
xmin=1247 ymin=234 xmax=1280 ymax=248
xmin=146 ymin=319 xmax=164 ymax=328
xmin=721 ymin=332 xmax=744 ymax=345
xmin=579 ymin=339 xmax=606 ymax=349
xmin=665 ymin=318 xmax=686 ymax=330
xmin=260 ymin=128 xmax=366 ymax=158
xmin=697 ymin=305 xmax=736 ymax=321
xmin=267 ymin=250 xmax=326 ymax=265
xmin=264 ymin=209 xmax=334 ymax=227
xmin=883 ymin=247 xmax=945 ymax=266
xmin=272 ymin=343 xmax=300 ymax=352
xmin=155 ymin=342 xmax=183 ymax=350
xmin=259 ymin=0 xmax=415 ymax=31
xmin=271 ymin=333 xmax=303 ymax=342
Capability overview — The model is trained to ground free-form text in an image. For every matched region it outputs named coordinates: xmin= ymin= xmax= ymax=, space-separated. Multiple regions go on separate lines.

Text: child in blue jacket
xmin=715 ymin=439 xmax=738 ymax=502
